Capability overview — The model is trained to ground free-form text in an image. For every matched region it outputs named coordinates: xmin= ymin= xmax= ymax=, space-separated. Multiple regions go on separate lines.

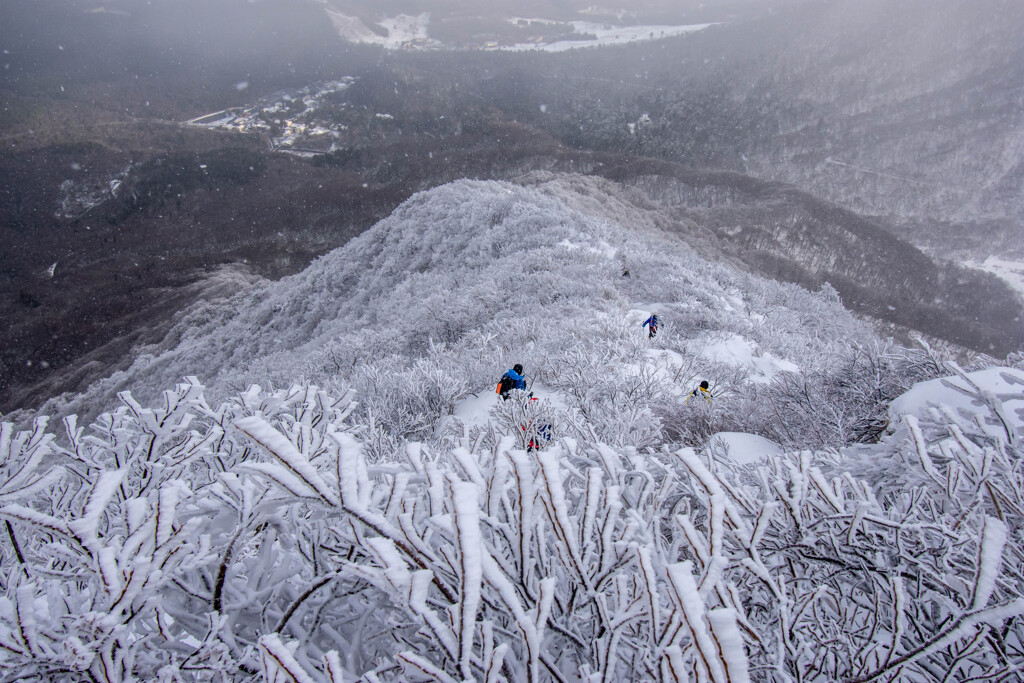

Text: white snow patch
xmin=647 ymin=348 xmax=685 ymax=370
xmin=721 ymin=293 xmax=745 ymax=313
xmin=325 ymin=10 xmax=385 ymax=44
xmin=326 ymin=11 xmax=440 ymax=49
xmin=507 ymin=16 xmax=564 ymax=27
xmin=701 ymin=334 xmax=799 ymax=383
xmin=707 ymin=432 xmax=783 ymax=466
xmin=55 ymin=164 xmax=132 ymax=219
xmin=967 ymin=257 xmax=1024 ymax=300
xmin=627 ymin=113 xmax=651 ymax=135
xmin=454 ymin=390 xmax=500 ymax=428
xmin=889 ymin=366 xmax=1024 ymax=433
xmin=379 ymin=14 xmax=434 ymax=46
xmin=529 ymin=383 xmax=570 ymax=412
xmin=454 ymin=382 xmax=568 ymax=430
xmin=703 ymin=334 xmax=756 ymax=365
xmin=594 ymin=240 xmax=617 ymax=258
xmin=322 ymin=13 xmax=710 ymax=52
xmin=503 ymin=21 xmax=712 ymax=52
xmin=558 ymin=239 xmax=616 ymax=258
xmin=641 ymin=348 xmax=687 ymax=394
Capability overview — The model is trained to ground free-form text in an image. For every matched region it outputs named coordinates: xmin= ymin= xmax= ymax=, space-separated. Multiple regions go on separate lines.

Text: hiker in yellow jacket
xmin=687 ymin=380 xmax=712 ymax=404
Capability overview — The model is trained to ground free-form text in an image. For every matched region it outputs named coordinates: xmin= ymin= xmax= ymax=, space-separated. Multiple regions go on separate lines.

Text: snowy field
xmin=698 ymin=332 xmax=799 ymax=384
xmin=322 ymin=10 xmax=711 ymax=51
xmin=325 ymin=11 xmax=442 ymax=49
xmin=967 ymin=256 xmax=1024 ymax=300
xmin=501 ymin=21 xmax=713 ymax=52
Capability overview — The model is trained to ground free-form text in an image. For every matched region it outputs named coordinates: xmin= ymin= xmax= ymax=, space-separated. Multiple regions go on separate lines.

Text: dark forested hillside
xmin=450 ymin=0 xmax=1024 ymax=254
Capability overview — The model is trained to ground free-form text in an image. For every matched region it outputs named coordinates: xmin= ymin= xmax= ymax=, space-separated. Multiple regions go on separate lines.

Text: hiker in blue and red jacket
xmin=642 ymin=313 xmax=659 ymax=339
xmin=521 ymin=394 xmax=552 ymax=452
xmin=528 ymin=422 xmax=553 ymax=453
xmin=497 ymin=364 xmax=527 ymax=400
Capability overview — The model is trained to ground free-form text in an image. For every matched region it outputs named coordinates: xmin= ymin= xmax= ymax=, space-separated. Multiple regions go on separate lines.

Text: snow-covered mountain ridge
xmin=2 ymin=174 xmax=1023 ymax=681
xmin=6 ymin=0 xmax=1022 ymax=412
xmin=29 ymin=175 xmax=882 ymax=441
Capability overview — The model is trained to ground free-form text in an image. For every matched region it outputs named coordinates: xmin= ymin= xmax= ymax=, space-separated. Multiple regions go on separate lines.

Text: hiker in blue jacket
xmin=497 ymin=364 xmax=527 ymax=400
xmin=642 ymin=313 xmax=659 ymax=339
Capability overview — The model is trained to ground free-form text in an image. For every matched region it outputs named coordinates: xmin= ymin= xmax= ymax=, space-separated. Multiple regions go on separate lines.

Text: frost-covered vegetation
xmin=0 ymin=365 xmax=1022 ymax=681
xmin=3 ymin=178 xmax=1023 ymax=681
xmin=28 ymin=176 xmax=941 ymax=453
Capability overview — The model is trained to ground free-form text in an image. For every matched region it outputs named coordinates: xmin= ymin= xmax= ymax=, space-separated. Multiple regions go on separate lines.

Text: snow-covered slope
xmin=4 ymin=174 xmax=1024 ymax=683
xmin=34 ymin=175 xmax=878 ymax=443
xmin=500 ymin=20 xmax=712 ymax=52
xmin=967 ymin=256 xmax=1024 ymax=301
xmin=324 ymin=9 xmax=441 ymax=49
xmin=889 ymin=365 xmax=1024 ymax=433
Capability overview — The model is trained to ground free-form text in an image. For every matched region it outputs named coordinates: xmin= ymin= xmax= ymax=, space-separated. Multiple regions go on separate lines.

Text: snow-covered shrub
xmin=1 ymin=376 xmax=1022 ymax=682
xmin=0 ymin=380 xmax=357 ymax=681
xmin=543 ymin=339 xmax=664 ymax=449
xmin=661 ymin=392 xmax=723 ymax=446
xmin=488 ymin=391 xmax=571 ymax=453
xmin=755 ymin=343 xmax=947 ymax=450
xmin=355 ymin=357 xmax=469 ymax=447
